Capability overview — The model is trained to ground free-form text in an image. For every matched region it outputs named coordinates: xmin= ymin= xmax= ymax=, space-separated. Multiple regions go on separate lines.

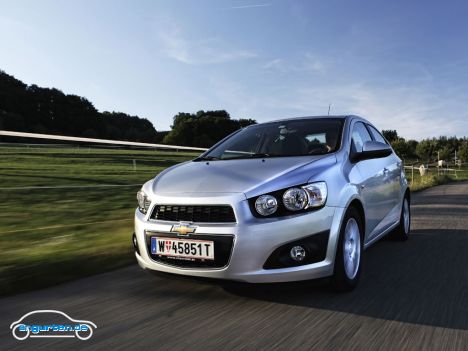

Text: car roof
xmin=267 ymin=115 xmax=348 ymax=123
xmin=254 ymin=115 xmax=372 ymax=125
xmin=242 ymin=115 xmax=376 ymax=132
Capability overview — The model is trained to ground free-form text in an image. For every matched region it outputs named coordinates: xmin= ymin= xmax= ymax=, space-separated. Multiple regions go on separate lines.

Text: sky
xmin=1 ymin=0 xmax=468 ymax=140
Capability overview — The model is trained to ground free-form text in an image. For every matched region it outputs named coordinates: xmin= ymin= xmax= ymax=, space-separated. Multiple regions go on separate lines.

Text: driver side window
xmin=351 ymin=122 xmax=372 ymax=153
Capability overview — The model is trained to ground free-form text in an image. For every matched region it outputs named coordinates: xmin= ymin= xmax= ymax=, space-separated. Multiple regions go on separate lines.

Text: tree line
xmin=382 ymin=130 xmax=468 ymax=163
xmin=0 ymin=70 xmax=255 ymax=147
xmin=0 ymin=71 xmax=166 ymax=143
xmin=1 ymin=70 xmax=467 ymax=159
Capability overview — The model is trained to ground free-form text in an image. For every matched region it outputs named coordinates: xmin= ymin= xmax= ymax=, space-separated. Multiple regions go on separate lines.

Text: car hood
xmin=151 ymin=155 xmax=336 ymax=196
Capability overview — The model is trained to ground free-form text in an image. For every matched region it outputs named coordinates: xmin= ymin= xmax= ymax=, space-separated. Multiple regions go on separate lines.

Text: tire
xmin=331 ymin=207 xmax=363 ymax=292
xmin=390 ymin=195 xmax=411 ymax=241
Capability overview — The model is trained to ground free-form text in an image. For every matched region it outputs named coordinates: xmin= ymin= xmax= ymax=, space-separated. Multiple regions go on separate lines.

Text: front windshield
xmin=200 ymin=118 xmax=344 ymax=160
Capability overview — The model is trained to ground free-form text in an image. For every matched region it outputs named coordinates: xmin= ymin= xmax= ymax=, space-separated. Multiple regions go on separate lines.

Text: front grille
xmin=150 ymin=205 xmax=236 ymax=223
xmin=145 ymin=232 xmax=234 ymax=269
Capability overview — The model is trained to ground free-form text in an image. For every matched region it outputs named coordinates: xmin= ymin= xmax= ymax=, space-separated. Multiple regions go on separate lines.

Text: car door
xmin=366 ymin=124 xmax=402 ymax=228
xmin=350 ymin=121 xmax=394 ymax=241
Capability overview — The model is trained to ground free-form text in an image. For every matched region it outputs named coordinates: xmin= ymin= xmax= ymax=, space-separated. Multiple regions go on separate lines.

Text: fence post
xmin=133 ymin=159 xmax=137 ymax=171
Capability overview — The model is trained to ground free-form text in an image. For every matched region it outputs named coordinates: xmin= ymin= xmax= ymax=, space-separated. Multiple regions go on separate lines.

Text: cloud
xmin=262 ymin=58 xmax=284 ymax=70
xmin=263 ymin=83 xmax=468 ymax=140
xmin=203 ymin=65 xmax=468 ymax=139
xmin=230 ymin=3 xmax=271 ymax=10
xmin=262 ymin=54 xmax=325 ymax=74
xmin=157 ymin=24 xmax=257 ymax=64
xmin=303 ymin=53 xmax=325 ymax=73
xmin=208 ymin=75 xmax=259 ymax=117
xmin=153 ymin=15 xmax=467 ymax=139
xmin=257 ymin=50 xmax=467 ymax=139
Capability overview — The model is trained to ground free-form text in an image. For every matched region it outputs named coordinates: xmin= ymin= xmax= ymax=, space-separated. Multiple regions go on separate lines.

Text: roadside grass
xmin=406 ymin=169 xmax=468 ymax=192
xmin=0 ymin=145 xmax=199 ymax=296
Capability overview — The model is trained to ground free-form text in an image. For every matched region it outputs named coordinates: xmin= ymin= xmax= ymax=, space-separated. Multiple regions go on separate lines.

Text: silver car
xmin=133 ymin=115 xmax=410 ymax=291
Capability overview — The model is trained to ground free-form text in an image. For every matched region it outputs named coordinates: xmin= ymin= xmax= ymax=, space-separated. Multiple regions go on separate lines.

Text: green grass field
xmin=0 ymin=145 xmax=199 ymax=295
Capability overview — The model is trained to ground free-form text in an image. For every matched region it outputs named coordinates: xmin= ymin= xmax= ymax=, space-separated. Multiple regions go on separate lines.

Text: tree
xmin=391 ymin=138 xmax=410 ymax=159
xmin=163 ymin=110 xmax=256 ymax=147
xmin=387 ymin=137 xmax=419 ymax=161
xmin=459 ymin=141 xmax=468 ymax=162
xmin=406 ymin=139 xmax=418 ymax=159
xmin=438 ymin=146 xmax=451 ymax=162
xmin=0 ymin=70 xmax=160 ymax=143
xmin=382 ymin=130 xmax=399 ymax=143
xmin=416 ymin=139 xmax=433 ymax=163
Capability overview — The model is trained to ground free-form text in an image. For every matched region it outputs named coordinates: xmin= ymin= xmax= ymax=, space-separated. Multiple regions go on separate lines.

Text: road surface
xmin=1 ymin=182 xmax=468 ymax=350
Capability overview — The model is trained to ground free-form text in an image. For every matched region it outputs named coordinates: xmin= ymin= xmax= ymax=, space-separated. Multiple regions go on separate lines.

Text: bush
xmin=410 ymin=174 xmax=452 ymax=192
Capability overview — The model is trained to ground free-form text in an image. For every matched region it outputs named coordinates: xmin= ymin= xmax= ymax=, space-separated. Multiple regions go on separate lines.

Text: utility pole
xmin=327 ymin=103 xmax=331 ymax=116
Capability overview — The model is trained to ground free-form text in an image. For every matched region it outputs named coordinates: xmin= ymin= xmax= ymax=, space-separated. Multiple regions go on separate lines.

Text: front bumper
xmin=133 ymin=193 xmax=345 ymax=283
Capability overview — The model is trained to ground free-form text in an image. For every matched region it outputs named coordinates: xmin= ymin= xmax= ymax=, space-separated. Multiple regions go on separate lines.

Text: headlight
xmin=303 ymin=182 xmax=327 ymax=208
xmin=249 ymin=182 xmax=327 ymax=218
xmin=137 ymin=190 xmax=152 ymax=214
xmin=255 ymin=195 xmax=278 ymax=216
xmin=283 ymin=188 xmax=308 ymax=211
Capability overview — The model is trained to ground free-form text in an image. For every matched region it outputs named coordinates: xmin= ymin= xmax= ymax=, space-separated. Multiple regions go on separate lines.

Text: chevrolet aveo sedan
xmin=133 ymin=115 xmax=410 ymax=291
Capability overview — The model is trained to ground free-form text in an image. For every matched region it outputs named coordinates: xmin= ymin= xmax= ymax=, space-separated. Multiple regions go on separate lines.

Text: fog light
xmin=290 ymin=246 xmax=306 ymax=261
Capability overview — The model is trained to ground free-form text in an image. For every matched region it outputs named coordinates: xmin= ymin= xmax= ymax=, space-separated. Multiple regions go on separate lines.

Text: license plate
xmin=151 ymin=237 xmax=215 ymax=260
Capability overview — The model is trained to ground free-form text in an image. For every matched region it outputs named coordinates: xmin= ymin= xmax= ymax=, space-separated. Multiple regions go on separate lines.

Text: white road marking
xmin=0 ymin=130 xmax=207 ymax=151
xmin=0 ymin=184 xmax=142 ymax=190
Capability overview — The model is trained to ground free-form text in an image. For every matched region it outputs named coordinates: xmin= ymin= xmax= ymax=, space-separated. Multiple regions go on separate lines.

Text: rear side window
xmin=351 ymin=122 xmax=372 ymax=153
xmin=367 ymin=125 xmax=388 ymax=145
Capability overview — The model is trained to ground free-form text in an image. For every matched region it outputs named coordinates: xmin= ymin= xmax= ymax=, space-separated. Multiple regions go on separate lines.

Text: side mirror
xmin=351 ymin=141 xmax=392 ymax=162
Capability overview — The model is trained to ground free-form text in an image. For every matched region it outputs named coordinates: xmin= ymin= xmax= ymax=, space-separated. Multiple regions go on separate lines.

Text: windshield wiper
xmin=249 ymin=153 xmax=271 ymax=158
xmin=195 ymin=155 xmax=220 ymax=161
xmin=197 ymin=153 xmax=272 ymax=161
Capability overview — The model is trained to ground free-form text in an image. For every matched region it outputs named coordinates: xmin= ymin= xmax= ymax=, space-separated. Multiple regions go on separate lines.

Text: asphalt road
xmin=1 ymin=182 xmax=468 ymax=350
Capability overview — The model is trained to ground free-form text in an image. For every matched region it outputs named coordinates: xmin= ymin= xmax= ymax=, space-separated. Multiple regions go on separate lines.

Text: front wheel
xmin=330 ymin=207 xmax=363 ymax=292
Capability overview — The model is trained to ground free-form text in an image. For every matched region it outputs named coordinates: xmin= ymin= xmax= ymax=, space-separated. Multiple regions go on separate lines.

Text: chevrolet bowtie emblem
xmin=170 ymin=223 xmax=197 ymax=235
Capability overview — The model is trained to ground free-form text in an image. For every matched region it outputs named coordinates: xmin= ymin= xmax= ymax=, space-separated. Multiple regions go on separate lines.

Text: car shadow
xmin=221 ymin=228 xmax=468 ymax=331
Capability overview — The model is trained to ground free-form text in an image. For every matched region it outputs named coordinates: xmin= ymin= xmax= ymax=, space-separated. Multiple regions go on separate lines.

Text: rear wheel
xmin=390 ymin=195 xmax=411 ymax=241
xmin=331 ymin=207 xmax=363 ymax=292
